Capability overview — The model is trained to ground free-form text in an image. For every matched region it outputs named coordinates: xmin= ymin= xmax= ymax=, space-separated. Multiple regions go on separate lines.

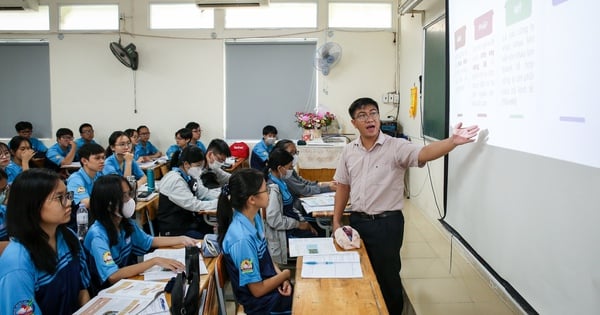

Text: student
xmin=84 ymin=175 xmax=196 ymax=291
xmin=158 ymin=146 xmax=217 ymax=238
xmin=0 ymin=168 xmax=8 ymax=241
xmin=0 ymin=169 xmax=91 ymax=314
xmin=15 ymin=121 xmax=47 ymax=156
xmin=0 ymin=142 xmax=11 ymax=176
xmin=46 ymin=128 xmax=78 ymax=168
xmin=165 ymin=128 xmax=192 ymax=161
xmin=67 ymin=143 xmax=105 ymax=209
xmin=250 ymin=125 xmax=278 ymax=171
xmin=264 ymin=149 xmax=317 ymax=265
xmin=124 ymin=128 xmax=145 ymax=163
xmin=331 ymin=97 xmax=479 ymax=314
xmin=6 ymin=136 xmax=35 ymax=184
xmin=103 ymin=131 xmax=147 ymax=188
xmin=75 ymin=123 xmax=99 ymax=148
xmin=275 ymin=139 xmax=337 ymax=197
xmin=199 ymin=138 xmax=232 ymax=191
xmin=185 ymin=121 xmax=207 ymax=153
xmin=217 ymin=168 xmax=293 ymax=315
xmin=135 ymin=125 xmax=162 ymax=162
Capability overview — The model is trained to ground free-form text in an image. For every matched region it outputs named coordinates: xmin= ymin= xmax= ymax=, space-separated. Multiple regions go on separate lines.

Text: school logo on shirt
xmin=103 ymin=251 xmax=115 ymax=265
xmin=77 ymin=186 xmax=86 ymax=193
xmin=240 ymin=259 xmax=253 ymax=274
xmin=13 ymin=300 xmax=34 ymax=315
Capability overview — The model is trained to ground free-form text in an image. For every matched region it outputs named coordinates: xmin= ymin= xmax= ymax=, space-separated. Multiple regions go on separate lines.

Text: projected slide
xmin=449 ymin=0 xmax=600 ymax=168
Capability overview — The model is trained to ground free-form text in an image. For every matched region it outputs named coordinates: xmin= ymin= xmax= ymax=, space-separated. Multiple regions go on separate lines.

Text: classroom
xmin=4 ymin=0 xmax=594 ymax=314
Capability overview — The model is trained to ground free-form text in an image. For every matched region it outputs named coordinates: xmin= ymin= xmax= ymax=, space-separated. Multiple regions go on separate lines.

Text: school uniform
xmin=29 ymin=137 xmax=48 ymax=153
xmin=46 ymin=143 xmax=74 ymax=166
xmin=0 ymin=229 xmax=91 ymax=315
xmin=5 ymin=160 xmax=22 ymax=184
xmin=0 ymin=205 xmax=6 ymax=241
xmin=135 ymin=141 xmax=159 ymax=159
xmin=83 ymin=220 xmax=153 ymax=284
xmin=195 ymin=141 xmax=207 ymax=153
xmin=223 ymin=211 xmax=292 ymax=315
xmin=250 ymin=139 xmax=273 ymax=170
xmin=74 ymin=138 xmax=98 ymax=148
xmin=166 ymin=144 xmax=184 ymax=160
xmin=67 ymin=167 xmax=103 ymax=205
xmin=102 ymin=154 xmax=145 ymax=180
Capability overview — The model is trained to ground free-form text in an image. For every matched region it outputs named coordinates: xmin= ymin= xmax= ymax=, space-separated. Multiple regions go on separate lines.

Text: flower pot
xmin=310 ymin=128 xmax=322 ymax=140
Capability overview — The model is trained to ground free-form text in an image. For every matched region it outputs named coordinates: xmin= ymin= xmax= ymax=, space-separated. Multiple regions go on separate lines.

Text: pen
xmin=304 ymin=261 xmax=334 ymax=265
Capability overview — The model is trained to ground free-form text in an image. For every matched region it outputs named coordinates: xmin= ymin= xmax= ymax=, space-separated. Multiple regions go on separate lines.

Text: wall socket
xmin=382 ymin=92 xmax=399 ymax=104
xmin=382 ymin=93 xmax=390 ymax=103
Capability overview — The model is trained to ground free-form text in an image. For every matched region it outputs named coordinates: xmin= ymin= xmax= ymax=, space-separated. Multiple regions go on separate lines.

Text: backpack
xmin=229 ymin=142 xmax=250 ymax=159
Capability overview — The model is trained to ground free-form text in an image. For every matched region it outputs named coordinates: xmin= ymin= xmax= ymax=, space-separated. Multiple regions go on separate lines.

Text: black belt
xmin=350 ymin=210 xmax=403 ymax=220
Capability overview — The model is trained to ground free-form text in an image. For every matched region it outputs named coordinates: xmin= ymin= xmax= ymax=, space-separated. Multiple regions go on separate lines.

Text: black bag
xmin=171 ymin=246 xmax=201 ymax=314
xmin=200 ymin=171 xmax=220 ymax=189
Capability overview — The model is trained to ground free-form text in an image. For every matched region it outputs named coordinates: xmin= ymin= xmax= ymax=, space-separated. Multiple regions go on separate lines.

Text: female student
xmin=124 ymin=128 xmax=145 ymax=163
xmin=5 ymin=136 xmax=35 ymax=184
xmin=217 ymin=168 xmax=293 ymax=315
xmin=84 ymin=175 xmax=196 ymax=290
xmin=0 ymin=168 xmax=8 ymax=241
xmin=0 ymin=142 xmax=10 ymax=175
xmin=103 ymin=130 xmax=147 ymax=188
xmin=0 ymin=169 xmax=90 ymax=314
xmin=158 ymin=146 xmax=217 ymax=238
xmin=264 ymin=148 xmax=318 ymax=265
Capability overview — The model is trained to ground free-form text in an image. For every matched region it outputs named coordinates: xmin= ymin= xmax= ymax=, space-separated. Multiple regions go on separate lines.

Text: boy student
xmin=250 ymin=125 xmax=277 ymax=171
xmin=67 ymin=143 xmax=105 ymax=209
xmin=15 ymin=121 xmax=47 ymax=157
xmin=198 ymin=139 xmax=232 ymax=195
xmin=185 ymin=121 xmax=207 ymax=153
xmin=46 ymin=128 xmax=78 ymax=168
xmin=75 ymin=123 xmax=99 ymax=148
xmin=165 ymin=128 xmax=192 ymax=160
xmin=134 ymin=125 xmax=162 ymax=162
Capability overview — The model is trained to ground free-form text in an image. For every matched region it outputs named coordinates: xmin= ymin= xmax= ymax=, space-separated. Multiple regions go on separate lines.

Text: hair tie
xmin=221 ymin=184 xmax=231 ymax=196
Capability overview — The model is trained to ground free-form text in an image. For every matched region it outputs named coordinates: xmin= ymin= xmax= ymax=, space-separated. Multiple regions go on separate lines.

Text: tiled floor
xmin=225 ymin=200 xmax=523 ymax=315
xmin=401 ymin=200 xmax=522 ymax=315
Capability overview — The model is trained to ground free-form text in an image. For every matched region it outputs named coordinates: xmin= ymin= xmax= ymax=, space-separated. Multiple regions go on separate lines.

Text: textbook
xmin=74 ymin=279 xmax=169 ymax=315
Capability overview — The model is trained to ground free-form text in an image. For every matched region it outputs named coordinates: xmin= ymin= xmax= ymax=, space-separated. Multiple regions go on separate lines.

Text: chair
xmin=215 ymin=254 xmax=246 ymax=315
xmin=0 ymin=241 xmax=9 ymax=256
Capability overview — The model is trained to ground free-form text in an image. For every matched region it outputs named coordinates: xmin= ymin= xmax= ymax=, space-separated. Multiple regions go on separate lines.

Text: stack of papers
xmin=74 ymin=279 xmax=169 ymax=315
xmin=288 ymin=237 xmax=337 ymax=257
xmin=143 ymin=248 xmax=208 ymax=281
xmin=300 ymin=192 xmax=335 ymax=213
xmin=301 ymin=252 xmax=363 ymax=278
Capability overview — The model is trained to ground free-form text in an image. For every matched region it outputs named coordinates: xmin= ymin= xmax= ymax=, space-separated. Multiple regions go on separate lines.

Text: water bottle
xmin=146 ymin=168 xmax=155 ymax=192
xmin=76 ymin=203 xmax=88 ymax=241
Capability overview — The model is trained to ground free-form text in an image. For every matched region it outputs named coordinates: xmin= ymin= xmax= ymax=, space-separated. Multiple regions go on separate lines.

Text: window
xmin=329 ymin=2 xmax=392 ymax=29
xmin=0 ymin=6 xmax=49 ymax=31
xmin=149 ymin=4 xmax=214 ymax=29
xmin=59 ymin=4 xmax=119 ymax=31
xmin=225 ymin=3 xmax=317 ymax=29
xmin=226 ymin=41 xmax=317 ymax=139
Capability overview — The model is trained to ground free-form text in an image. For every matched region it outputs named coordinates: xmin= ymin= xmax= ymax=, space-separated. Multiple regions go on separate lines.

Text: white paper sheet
xmin=143 ymin=248 xmax=208 ymax=281
xmin=288 ymin=237 xmax=337 ymax=257
xmin=300 ymin=252 xmax=363 ymax=278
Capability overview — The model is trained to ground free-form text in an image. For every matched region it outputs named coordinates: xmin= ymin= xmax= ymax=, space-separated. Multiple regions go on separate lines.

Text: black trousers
xmin=350 ymin=211 xmax=405 ymax=315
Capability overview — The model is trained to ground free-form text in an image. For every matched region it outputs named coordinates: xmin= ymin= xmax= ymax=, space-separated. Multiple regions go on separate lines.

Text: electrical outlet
xmin=392 ymin=93 xmax=400 ymax=103
xmin=382 ymin=94 xmax=389 ymax=103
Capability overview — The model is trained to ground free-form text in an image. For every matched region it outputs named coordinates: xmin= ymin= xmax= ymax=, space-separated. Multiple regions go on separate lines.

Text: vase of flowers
xmin=295 ymin=111 xmax=335 ymax=140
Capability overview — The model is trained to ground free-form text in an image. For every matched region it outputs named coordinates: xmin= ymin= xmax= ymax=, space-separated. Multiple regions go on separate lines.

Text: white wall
xmin=1 ymin=0 xmax=398 ymax=152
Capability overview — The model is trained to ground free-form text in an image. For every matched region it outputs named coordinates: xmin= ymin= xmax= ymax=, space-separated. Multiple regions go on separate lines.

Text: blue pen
xmin=160 ymin=297 xmax=167 ymax=310
xmin=304 ymin=261 xmax=334 ymax=265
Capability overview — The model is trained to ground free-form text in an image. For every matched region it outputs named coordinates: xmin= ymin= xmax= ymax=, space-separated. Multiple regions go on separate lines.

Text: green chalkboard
xmin=423 ymin=16 xmax=447 ymax=140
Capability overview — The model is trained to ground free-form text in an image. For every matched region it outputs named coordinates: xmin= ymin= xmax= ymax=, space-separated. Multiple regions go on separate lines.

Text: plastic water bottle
xmin=76 ymin=203 xmax=88 ymax=241
xmin=146 ymin=168 xmax=155 ymax=192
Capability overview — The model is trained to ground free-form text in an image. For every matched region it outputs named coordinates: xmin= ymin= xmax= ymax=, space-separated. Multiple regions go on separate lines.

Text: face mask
xmin=187 ymin=166 xmax=203 ymax=178
xmin=265 ymin=137 xmax=276 ymax=146
xmin=210 ymin=160 xmax=223 ymax=170
xmin=121 ymin=198 xmax=136 ymax=219
xmin=292 ymin=155 xmax=299 ymax=167
xmin=283 ymin=169 xmax=293 ymax=179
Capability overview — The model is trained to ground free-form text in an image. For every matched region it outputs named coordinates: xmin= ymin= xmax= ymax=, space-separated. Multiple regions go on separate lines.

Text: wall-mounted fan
xmin=109 ymin=41 xmax=139 ymax=70
xmin=314 ymin=42 xmax=342 ymax=76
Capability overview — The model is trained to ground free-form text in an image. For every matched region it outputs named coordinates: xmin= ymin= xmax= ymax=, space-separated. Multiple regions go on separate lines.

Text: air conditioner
xmin=0 ymin=0 xmax=39 ymax=11
xmin=196 ymin=0 xmax=268 ymax=8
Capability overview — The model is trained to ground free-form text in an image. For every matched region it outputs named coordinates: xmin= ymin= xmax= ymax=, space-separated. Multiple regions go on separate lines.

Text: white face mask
xmin=282 ymin=169 xmax=293 ymax=179
xmin=210 ymin=160 xmax=223 ymax=170
xmin=121 ymin=198 xmax=136 ymax=219
xmin=265 ymin=137 xmax=276 ymax=146
xmin=292 ymin=155 xmax=299 ymax=167
xmin=187 ymin=166 xmax=203 ymax=178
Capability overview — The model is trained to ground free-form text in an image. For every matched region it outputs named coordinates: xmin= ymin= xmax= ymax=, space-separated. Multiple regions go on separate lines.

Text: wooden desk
xmin=310 ymin=210 xmax=350 ymax=237
xmin=224 ymin=157 xmax=248 ymax=173
xmin=135 ymin=194 xmax=159 ymax=235
xmin=297 ymin=144 xmax=344 ymax=182
xmin=292 ymin=241 xmax=388 ymax=315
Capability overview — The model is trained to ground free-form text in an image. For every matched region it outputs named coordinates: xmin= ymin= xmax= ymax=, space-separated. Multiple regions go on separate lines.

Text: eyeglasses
xmin=81 ymin=129 xmax=94 ymax=134
xmin=354 ymin=111 xmax=380 ymax=122
xmin=0 ymin=151 xmax=10 ymax=158
xmin=116 ymin=142 xmax=132 ymax=147
xmin=60 ymin=136 xmax=74 ymax=141
xmin=139 ymin=132 xmax=151 ymax=136
xmin=52 ymin=191 xmax=74 ymax=208
xmin=254 ymin=186 xmax=271 ymax=196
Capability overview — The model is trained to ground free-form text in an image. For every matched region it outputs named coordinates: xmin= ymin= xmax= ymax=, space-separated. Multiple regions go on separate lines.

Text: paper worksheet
xmin=143 ymin=248 xmax=208 ymax=280
xmin=288 ymin=237 xmax=338 ymax=257
xmin=300 ymin=252 xmax=363 ymax=278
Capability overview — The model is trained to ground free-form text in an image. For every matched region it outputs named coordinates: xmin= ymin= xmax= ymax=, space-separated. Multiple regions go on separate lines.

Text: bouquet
xmin=295 ymin=112 xmax=336 ymax=129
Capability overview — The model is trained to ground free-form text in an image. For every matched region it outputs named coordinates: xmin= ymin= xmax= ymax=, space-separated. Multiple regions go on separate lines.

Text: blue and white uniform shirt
xmin=67 ymin=168 xmax=103 ymax=205
xmin=46 ymin=143 xmax=73 ymax=166
xmin=134 ymin=142 xmax=159 ymax=159
xmin=84 ymin=219 xmax=153 ymax=283
xmin=102 ymin=155 xmax=145 ymax=180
